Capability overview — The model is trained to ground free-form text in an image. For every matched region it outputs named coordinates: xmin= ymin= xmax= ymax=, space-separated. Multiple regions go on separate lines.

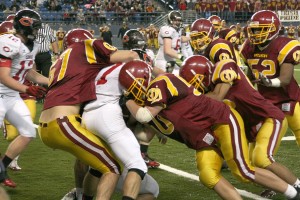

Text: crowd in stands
xmin=0 ymin=0 xmax=163 ymax=25
xmin=1 ymin=0 xmax=300 ymax=25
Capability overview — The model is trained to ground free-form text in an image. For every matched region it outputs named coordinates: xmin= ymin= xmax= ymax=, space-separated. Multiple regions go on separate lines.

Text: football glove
xmin=258 ymin=72 xmax=272 ymax=87
xmin=26 ymin=85 xmax=47 ymax=99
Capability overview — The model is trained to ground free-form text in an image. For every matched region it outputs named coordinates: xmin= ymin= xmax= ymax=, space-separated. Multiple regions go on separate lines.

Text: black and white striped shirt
xmin=36 ymin=23 xmax=57 ymax=53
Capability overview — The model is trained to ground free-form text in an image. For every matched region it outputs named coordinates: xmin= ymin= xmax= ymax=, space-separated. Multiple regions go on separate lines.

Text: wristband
xmin=270 ymin=78 xmax=281 ymax=87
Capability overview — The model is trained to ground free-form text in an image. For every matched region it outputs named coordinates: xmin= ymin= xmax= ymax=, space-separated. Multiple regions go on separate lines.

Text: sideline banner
xmin=277 ymin=10 xmax=300 ymax=22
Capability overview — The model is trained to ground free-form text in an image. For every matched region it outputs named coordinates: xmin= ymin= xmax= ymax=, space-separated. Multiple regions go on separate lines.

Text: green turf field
xmin=1 ymin=67 xmax=300 ymax=200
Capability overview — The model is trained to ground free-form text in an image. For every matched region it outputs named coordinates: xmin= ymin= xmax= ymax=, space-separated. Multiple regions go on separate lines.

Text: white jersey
xmin=84 ymin=63 xmax=124 ymax=111
xmin=181 ymin=31 xmax=193 ymax=59
xmin=0 ymin=34 xmax=40 ymax=96
xmin=155 ymin=25 xmax=181 ymax=61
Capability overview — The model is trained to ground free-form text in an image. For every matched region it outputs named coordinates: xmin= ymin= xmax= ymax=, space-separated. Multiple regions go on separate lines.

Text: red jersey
xmin=204 ymin=38 xmax=237 ymax=64
xmin=44 ymin=39 xmax=117 ymax=110
xmin=145 ymin=73 xmax=231 ymax=150
xmin=240 ymin=37 xmax=300 ymax=115
xmin=211 ymin=59 xmax=285 ymax=141
xmin=200 ymin=2 xmax=207 ymax=11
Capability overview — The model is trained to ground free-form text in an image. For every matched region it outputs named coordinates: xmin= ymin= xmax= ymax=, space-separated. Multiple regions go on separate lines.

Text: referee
xmin=35 ymin=23 xmax=59 ymax=78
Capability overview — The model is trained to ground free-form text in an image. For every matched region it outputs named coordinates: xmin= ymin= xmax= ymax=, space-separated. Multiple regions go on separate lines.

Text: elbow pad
xmin=135 ymin=107 xmax=153 ymax=123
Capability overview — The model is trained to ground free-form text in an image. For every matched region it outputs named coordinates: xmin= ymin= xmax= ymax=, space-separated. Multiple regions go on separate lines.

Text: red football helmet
xmin=247 ymin=10 xmax=281 ymax=45
xmin=190 ymin=18 xmax=215 ymax=51
xmin=63 ymin=28 xmax=93 ymax=49
xmin=208 ymin=15 xmax=222 ymax=32
xmin=119 ymin=60 xmax=153 ymax=106
xmin=0 ymin=21 xmax=14 ymax=34
xmin=218 ymin=28 xmax=238 ymax=44
xmin=179 ymin=55 xmax=213 ymax=93
xmin=5 ymin=14 xmax=15 ymax=22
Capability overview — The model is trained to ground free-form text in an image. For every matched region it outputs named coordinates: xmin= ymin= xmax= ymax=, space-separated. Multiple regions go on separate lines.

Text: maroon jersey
xmin=145 ymin=73 xmax=231 ymax=150
xmin=44 ymin=39 xmax=117 ymax=110
xmin=204 ymin=38 xmax=237 ymax=64
xmin=240 ymin=37 xmax=300 ymax=115
xmin=211 ymin=59 xmax=285 ymax=141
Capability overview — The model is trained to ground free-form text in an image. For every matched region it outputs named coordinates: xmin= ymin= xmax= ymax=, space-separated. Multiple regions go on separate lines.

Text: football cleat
xmin=8 ymin=159 xmax=21 ymax=171
xmin=2 ymin=174 xmax=17 ymax=188
xmin=142 ymin=153 xmax=160 ymax=168
xmin=61 ymin=188 xmax=77 ymax=200
xmin=260 ymin=189 xmax=276 ymax=198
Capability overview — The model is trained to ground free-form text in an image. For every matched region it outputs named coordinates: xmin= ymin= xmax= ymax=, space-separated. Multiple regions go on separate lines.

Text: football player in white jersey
xmin=154 ymin=10 xmax=190 ymax=75
xmin=60 ymin=30 xmax=159 ymax=200
xmin=181 ymin=24 xmax=193 ymax=59
xmin=82 ymin=60 xmax=153 ymax=200
xmin=0 ymin=9 xmax=48 ymax=188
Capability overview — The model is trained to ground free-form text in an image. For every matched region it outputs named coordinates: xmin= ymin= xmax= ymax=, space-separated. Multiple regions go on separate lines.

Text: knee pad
xmin=199 ymin=166 xmax=221 ymax=189
xmin=227 ymin=159 xmax=253 ymax=183
xmin=89 ymin=168 xmax=103 ymax=178
xmin=251 ymin=146 xmax=273 ymax=169
xmin=128 ymin=168 xmax=146 ymax=180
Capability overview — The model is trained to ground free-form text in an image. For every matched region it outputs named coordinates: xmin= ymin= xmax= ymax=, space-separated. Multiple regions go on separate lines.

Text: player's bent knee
xmin=89 ymin=168 xmax=103 ymax=178
xmin=199 ymin=167 xmax=221 ymax=189
xmin=128 ymin=168 xmax=146 ymax=180
xmin=252 ymin=147 xmax=273 ymax=168
xmin=227 ymin=160 xmax=253 ymax=183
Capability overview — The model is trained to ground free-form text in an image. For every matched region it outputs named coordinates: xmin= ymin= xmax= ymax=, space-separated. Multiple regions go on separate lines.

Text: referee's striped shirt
xmin=36 ymin=23 xmax=57 ymax=53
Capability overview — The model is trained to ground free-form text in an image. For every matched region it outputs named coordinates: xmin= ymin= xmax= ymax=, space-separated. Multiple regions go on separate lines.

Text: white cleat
xmin=8 ymin=160 xmax=21 ymax=171
xmin=61 ymin=188 xmax=77 ymax=200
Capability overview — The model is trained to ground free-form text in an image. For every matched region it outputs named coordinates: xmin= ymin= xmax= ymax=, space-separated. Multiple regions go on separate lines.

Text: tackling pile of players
xmin=0 ymin=7 xmax=300 ymax=200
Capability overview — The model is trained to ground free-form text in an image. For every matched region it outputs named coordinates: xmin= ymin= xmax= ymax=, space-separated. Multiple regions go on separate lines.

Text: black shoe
xmin=260 ymin=189 xmax=276 ymax=198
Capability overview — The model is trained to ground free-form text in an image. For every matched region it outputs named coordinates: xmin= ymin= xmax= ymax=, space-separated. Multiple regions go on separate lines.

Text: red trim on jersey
xmin=0 ymin=58 xmax=12 ymax=68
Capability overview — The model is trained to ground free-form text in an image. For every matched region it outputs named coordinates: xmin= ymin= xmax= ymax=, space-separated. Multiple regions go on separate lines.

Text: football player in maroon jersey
xmin=180 ymin=55 xmax=300 ymax=198
xmin=240 ymin=9 xmax=300 ymax=197
xmin=190 ymin=18 xmax=237 ymax=63
xmin=122 ymin=62 xmax=300 ymax=200
xmin=38 ymin=28 xmax=141 ymax=200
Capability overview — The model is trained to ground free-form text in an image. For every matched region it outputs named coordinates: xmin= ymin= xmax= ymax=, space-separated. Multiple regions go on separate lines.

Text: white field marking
xmin=282 ymin=136 xmax=296 ymax=141
xmin=158 ymin=164 xmax=271 ymax=200
xmin=294 ymin=69 xmax=300 ymax=71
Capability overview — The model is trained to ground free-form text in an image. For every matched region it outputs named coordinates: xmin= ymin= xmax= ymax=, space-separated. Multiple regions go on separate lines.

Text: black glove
xmin=166 ymin=61 xmax=176 ymax=73
xmin=258 ymin=72 xmax=272 ymax=87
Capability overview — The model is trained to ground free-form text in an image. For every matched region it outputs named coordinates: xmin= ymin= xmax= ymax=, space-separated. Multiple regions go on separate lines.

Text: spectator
xmin=76 ymin=8 xmax=86 ymax=25
xmin=223 ymin=0 xmax=230 ymax=21
xmin=211 ymin=0 xmax=219 ymax=16
xmin=63 ymin=8 xmax=71 ymax=24
xmin=179 ymin=0 xmax=187 ymax=10
xmin=10 ymin=1 xmax=20 ymax=12
xmin=118 ymin=22 xmax=130 ymax=48
xmin=254 ymin=0 xmax=262 ymax=11
xmin=218 ymin=0 xmax=225 ymax=20
xmin=0 ymin=2 xmax=6 ymax=11
xmin=228 ymin=0 xmax=236 ymax=23
xmin=100 ymin=25 xmax=113 ymax=45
